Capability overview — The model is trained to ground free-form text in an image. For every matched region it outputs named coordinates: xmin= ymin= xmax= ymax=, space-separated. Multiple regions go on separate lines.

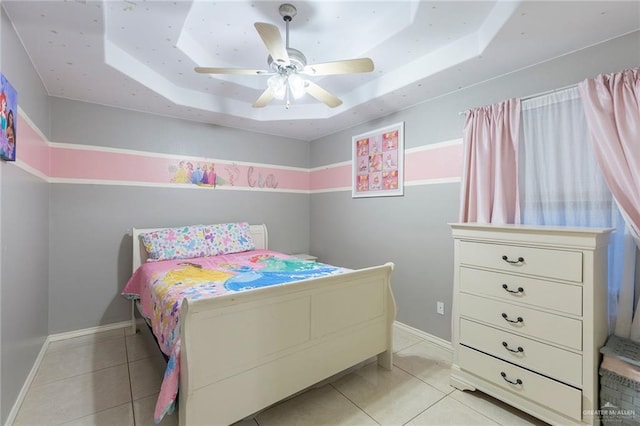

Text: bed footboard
xmin=178 ymin=262 xmax=395 ymax=425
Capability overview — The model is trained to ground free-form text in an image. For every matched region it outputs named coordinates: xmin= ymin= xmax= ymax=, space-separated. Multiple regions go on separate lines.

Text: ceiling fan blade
xmin=195 ymin=67 xmax=271 ymax=75
xmin=302 ymin=58 xmax=374 ymax=76
xmin=254 ymin=22 xmax=289 ymax=65
xmin=305 ymin=81 xmax=343 ymax=108
xmin=252 ymin=88 xmax=275 ymax=108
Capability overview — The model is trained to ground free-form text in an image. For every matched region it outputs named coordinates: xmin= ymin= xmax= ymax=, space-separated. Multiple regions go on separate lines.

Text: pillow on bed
xmin=203 ymin=222 xmax=255 ymax=256
xmin=140 ymin=225 xmax=208 ymax=261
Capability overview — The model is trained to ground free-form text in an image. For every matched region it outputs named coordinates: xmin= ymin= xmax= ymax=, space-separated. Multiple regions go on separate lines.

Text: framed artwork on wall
xmin=0 ymin=73 xmax=17 ymax=162
xmin=352 ymin=121 xmax=404 ymax=198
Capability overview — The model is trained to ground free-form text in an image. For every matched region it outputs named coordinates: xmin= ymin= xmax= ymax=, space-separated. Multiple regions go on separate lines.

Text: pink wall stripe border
xmin=310 ymin=142 xmax=463 ymax=191
xmin=17 ymin=112 xmax=50 ymax=176
xmin=310 ymin=164 xmax=352 ymax=191
xmin=405 ymin=144 xmax=463 ymax=182
xmin=49 ymin=147 xmax=309 ymax=191
xmin=15 ymin=114 xmax=461 ymax=192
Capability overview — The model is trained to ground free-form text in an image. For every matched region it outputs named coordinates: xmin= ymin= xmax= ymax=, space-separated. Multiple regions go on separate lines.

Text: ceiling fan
xmin=194 ymin=3 xmax=374 ymax=109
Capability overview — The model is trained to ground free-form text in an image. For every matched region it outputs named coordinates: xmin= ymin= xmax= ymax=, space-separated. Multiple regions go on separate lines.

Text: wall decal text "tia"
xmin=248 ymin=166 xmax=279 ymax=189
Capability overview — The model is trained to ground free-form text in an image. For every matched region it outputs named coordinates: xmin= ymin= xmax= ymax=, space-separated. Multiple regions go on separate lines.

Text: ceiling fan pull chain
xmin=285 ymin=85 xmax=291 ymax=109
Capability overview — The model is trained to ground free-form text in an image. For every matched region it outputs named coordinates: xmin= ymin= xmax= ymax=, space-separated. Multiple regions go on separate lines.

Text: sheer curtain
xmin=519 ymin=87 xmax=637 ymax=336
xmin=459 ymin=99 xmax=520 ymax=224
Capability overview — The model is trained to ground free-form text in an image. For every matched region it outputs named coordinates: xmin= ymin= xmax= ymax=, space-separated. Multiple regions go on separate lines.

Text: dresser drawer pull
xmin=501 ymin=313 xmax=523 ymax=324
xmin=502 ymin=284 xmax=524 ymax=294
xmin=502 ymin=341 xmax=524 ymax=353
xmin=502 ymin=255 xmax=525 ymax=265
xmin=500 ymin=371 xmax=523 ymax=385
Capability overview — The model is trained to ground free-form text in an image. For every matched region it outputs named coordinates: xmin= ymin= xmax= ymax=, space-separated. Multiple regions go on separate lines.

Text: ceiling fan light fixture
xmin=267 ymin=74 xmax=287 ymax=99
xmin=268 ymin=72 xmax=305 ymax=101
xmin=288 ymin=73 xmax=305 ymax=99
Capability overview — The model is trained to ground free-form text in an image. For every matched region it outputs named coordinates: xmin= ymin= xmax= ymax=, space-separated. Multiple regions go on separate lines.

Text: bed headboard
xmin=131 ymin=224 xmax=268 ymax=271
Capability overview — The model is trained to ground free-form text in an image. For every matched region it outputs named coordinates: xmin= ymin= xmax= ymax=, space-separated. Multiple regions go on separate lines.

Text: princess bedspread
xmin=121 ymin=249 xmax=347 ymax=423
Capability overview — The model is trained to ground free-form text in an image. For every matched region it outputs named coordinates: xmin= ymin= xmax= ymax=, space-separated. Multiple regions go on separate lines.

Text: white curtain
xmin=519 ymin=87 xmax=637 ymax=337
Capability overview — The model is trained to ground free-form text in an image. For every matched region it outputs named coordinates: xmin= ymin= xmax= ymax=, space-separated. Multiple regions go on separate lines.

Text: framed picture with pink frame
xmin=352 ymin=121 xmax=404 ymax=198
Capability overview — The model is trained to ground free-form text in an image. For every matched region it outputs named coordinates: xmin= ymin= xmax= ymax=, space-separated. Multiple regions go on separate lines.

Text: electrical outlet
xmin=437 ymin=301 xmax=445 ymax=315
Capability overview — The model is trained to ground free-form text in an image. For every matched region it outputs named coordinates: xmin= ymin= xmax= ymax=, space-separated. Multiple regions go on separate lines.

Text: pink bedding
xmin=122 ymin=249 xmax=347 ymax=422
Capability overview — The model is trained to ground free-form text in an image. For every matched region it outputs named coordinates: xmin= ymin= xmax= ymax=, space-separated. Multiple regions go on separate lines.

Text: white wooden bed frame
xmin=130 ymin=224 xmax=396 ymax=425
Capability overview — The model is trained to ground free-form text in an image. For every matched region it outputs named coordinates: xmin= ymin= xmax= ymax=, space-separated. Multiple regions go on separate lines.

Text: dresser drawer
xmin=459 ymin=267 xmax=582 ymax=315
xmin=459 ymin=319 xmax=582 ymax=387
xmin=459 ymin=293 xmax=582 ymax=350
xmin=459 ymin=241 xmax=583 ymax=283
xmin=459 ymin=345 xmax=582 ymax=421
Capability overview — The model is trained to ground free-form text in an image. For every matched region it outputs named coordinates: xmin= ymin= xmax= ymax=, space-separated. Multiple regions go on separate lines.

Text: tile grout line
xmin=30 ymin=330 xmax=130 ymax=390
xmin=448 ymin=391 xmax=533 ymax=426
xmin=392 ymin=336 xmax=456 ymax=425
xmin=395 ymin=333 xmax=546 ymax=425
xmin=400 ymin=393 xmax=449 ymax=426
xmin=16 ymin=335 xmax=132 ymax=425
xmin=58 ymin=402 xmax=133 ymax=425
xmin=318 ymin=337 xmax=444 ymax=426
xmin=390 ymin=355 xmax=455 ymax=425
xmin=124 ymin=332 xmax=137 ymax=425
xmin=28 ymin=359 xmax=131 ymax=391
xmin=328 ymin=382 xmax=381 ymax=425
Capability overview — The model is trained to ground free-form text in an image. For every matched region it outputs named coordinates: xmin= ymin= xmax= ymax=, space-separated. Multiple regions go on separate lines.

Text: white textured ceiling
xmin=3 ymin=0 xmax=640 ymax=141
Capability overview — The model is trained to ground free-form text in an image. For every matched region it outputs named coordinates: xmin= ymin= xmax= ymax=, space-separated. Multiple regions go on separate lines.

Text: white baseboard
xmin=394 ymin=320 xmax=452 ymax=352
xmin=5 ymin=321 xmax=134 ymax=426
xmin=4 ymin=337 xmax=49 ymax=426
xmin=47 ymin=320 xmax=134 ymax=341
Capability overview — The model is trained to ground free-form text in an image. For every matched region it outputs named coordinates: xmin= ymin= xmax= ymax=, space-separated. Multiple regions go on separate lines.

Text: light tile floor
xmin=13 ymin=325 xmax=548 ymax=425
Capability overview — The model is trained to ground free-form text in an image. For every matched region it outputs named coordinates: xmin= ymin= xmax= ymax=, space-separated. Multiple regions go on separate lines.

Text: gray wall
xmin=47 ymin=100 xmax=311 ymax=333
xmin=50 ymin=98 xmax=310 ymax=168
xmin=310 ymin=30 xmax=640 ymax=341
xmin=48 ymin=185 xmax=310 ymax=333
xmin=0 ymin=5 xmax=50 ymax=424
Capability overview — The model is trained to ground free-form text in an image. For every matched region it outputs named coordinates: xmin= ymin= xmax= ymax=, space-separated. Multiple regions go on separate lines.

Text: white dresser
xmin=450 ymin=223 xmax=612 ymax=425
